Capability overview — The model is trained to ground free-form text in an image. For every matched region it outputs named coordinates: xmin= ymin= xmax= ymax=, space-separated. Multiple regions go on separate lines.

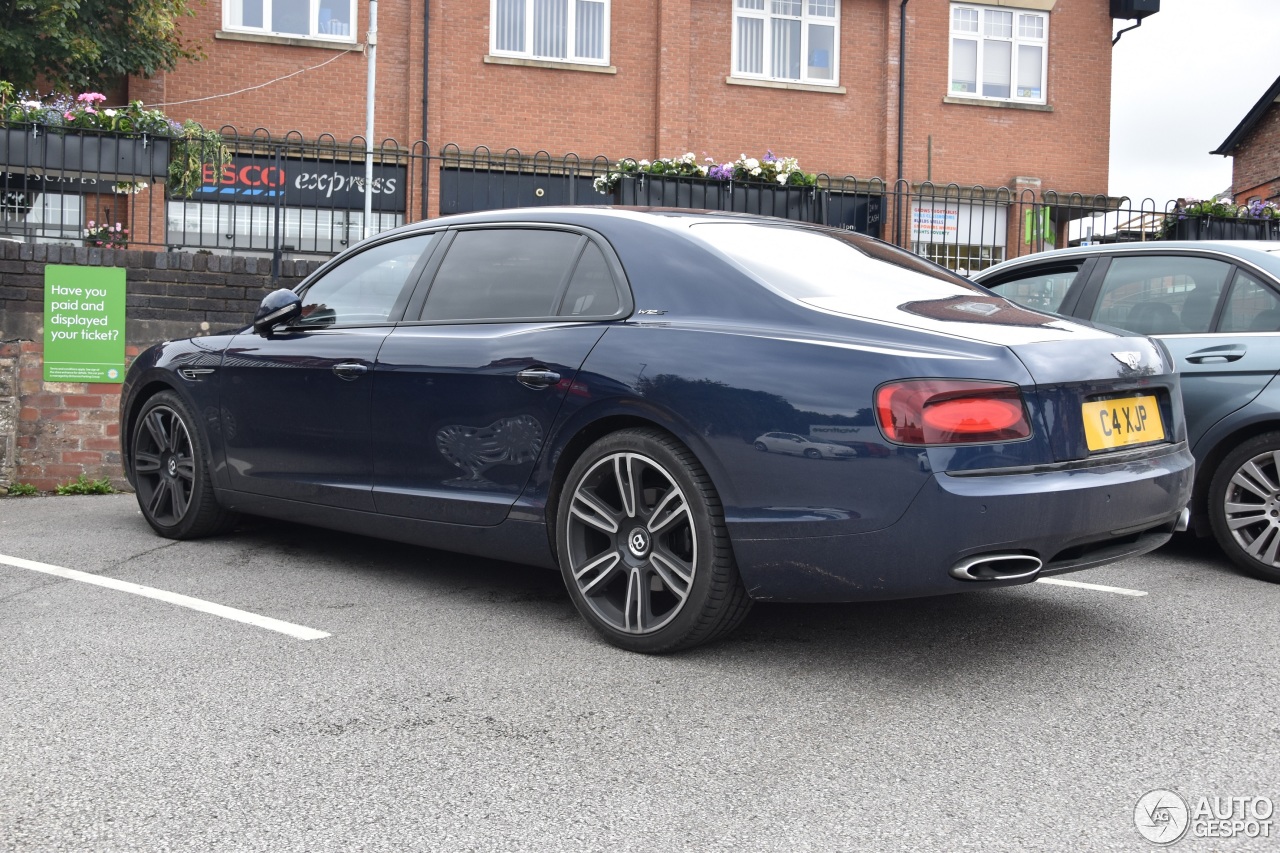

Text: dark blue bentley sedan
xmin=120 ymin=208 xmax=1194 ymax=652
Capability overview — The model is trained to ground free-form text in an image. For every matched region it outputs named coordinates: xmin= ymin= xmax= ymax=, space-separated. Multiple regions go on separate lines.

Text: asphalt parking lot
xmin=2 ymin=494 xmax=1278 ymax=852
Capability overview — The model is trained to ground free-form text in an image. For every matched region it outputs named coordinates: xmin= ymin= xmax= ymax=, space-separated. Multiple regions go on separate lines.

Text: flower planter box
xmin=614 ymin=174 xmax=726 ymax=210
xmin=614 ymin=174 xmax=825 ymax=224
xmin=1163 ymin=215 xmax=1280 ymax=241
xmin=725 ymin=183 xmax=824 ymax=222
xmin=0 ymin=127 xmax=170 ymax=182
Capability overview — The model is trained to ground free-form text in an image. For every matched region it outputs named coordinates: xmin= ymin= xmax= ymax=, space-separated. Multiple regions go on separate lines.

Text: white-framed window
xmin=224 ymin=0 xmax=357 ymax=41
xmin=490 ymin=0 xmax=610 ymax=65
xmin=949 ymin=3 xmax=1047 ymax=103
xmin=732 ymin=0 xmax=839 ymax=86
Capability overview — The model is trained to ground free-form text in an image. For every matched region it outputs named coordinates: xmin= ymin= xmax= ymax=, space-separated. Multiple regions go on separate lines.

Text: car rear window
xmin=690 ymin=222 xmax=982 ymax=303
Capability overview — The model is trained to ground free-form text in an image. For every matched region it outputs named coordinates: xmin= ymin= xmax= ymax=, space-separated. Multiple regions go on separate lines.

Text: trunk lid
xmin=1008 ymin=336 xmax=1183 ymax=462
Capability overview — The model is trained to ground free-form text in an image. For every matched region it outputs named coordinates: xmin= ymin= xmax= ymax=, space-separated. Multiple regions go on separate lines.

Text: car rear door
xmin=371 ymin=225 xmax=631 ymax=525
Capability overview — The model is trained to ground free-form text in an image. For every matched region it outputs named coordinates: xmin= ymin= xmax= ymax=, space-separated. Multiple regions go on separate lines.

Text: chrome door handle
xmin=1186 ymin=346 xmax=1246 ymax=364
xmin=516 ymin=368 xmax=562 ymax=389
xmin=333 ymin=362 xmax=369 ymax=380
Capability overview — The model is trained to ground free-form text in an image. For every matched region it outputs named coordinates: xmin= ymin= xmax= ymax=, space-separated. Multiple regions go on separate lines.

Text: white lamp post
xmin=363 ymin=0 xmax=378 ymax=241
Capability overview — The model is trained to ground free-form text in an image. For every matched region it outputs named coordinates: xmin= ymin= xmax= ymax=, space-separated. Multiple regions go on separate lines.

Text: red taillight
xmin=875 ymin=380 xmax=1031 ymax=445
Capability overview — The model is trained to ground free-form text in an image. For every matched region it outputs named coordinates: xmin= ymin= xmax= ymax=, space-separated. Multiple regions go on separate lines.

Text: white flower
xmin=682 ymin=152 xmax=696 ymax=163
xmin=777 ymin=174 xmax=789 ymax=185
xmin=744 ymin=158 xmax=760 ymax=170
xmin=698 ymin=165 xmax=708 ymax=176
xmin=638 ymin=159 xmax=650 ymax=167
xmin=750 ymin=167 xmax=762 ymax=177
xmin=20 ymin=100 xmax=40 ymax=109
xmin=103 ymin=108 xmax=117 ymax=117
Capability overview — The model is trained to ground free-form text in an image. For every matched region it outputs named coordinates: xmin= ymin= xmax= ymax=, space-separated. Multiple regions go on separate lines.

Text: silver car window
xmin=1220 ymin=271 xmax=1280 ymax=333
xmin=985 ymin=265 xmax=1082 ymax=313
xmin=1090 ymin=255 xmax=1231 ymax=335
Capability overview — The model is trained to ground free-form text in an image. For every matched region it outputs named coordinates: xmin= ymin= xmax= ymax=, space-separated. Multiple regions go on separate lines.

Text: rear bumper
xmin=730 ymin=442 xmax=1194 ymax=602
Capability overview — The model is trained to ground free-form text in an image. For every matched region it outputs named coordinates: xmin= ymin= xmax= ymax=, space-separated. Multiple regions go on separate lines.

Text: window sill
xmin=725 ymin=77 xmax=846 ymax=94
xmin=985 ymin=0 xmax=1055 ymax=9
xmin=943 ymin=95 xmax=1052 ymax=112
xmin=215 ymin=30 xmax=363 ymax=51
xmin=483 ymin=55 xmax=616 ymax=74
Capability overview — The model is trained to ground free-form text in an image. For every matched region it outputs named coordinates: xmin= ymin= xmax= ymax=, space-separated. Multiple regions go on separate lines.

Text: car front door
xmin=371 ymin=226 xmax=631 ymax=525
xmin=220 ymin=233 xmax=438 ymax=509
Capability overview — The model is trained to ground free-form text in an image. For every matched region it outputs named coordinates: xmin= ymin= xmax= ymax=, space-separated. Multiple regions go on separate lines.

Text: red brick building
xmin=135 ymin=0 xmax=1113 ymax=194
xmin=1214 ymin=75 xmax=1280 ymax=205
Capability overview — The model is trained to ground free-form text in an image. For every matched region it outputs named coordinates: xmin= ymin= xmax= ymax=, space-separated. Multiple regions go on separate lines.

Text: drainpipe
xmin=422 ymin=0 xmax=430 ymax=218
xmin=896 ymin=0 xmax=909 ymax=244
xmin=422 ymin=0 xmax=430 ymax=142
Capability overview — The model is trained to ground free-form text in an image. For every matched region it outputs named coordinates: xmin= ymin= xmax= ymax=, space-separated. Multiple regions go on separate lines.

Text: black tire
xmin=1207 ymin=430 xmax=1280 ymax=583
xmin=130 ymin=390 xmax=236 ymax=539
xmin=556 ymin=428 xmax=752 ymax=653
xmin=803 ymin=448 xmax=822 ymax=459
xmin=754 ymin=441 xmax=768 ymax=452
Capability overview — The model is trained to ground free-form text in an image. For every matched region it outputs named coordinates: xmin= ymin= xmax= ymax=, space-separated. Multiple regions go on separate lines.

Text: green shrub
xmin=55 ymin=474 xmax=116 ymax=496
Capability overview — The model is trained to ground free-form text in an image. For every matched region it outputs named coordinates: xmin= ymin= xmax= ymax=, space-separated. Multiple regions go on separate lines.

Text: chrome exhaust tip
xmin=950 ymin=553 xmax=1043 ymax=582
xmin=1174 ymin=506 xmax=1191 ymax=533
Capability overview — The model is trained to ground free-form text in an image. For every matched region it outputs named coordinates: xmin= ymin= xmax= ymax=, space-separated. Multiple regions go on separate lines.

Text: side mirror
xmin=253 ymin=288 xmax=302 ymax=336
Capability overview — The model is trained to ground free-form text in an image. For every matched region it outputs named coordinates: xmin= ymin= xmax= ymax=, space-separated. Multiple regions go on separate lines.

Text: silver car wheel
xmin=564 ymin=451 xmax=696 ymax=634
xmin=1222 ymin=447 xmax=1280 ymax=567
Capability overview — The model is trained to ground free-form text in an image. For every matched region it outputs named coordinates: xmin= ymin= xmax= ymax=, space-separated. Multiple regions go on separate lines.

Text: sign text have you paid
xmin=44 ymin=265 xmax=126 ymax=383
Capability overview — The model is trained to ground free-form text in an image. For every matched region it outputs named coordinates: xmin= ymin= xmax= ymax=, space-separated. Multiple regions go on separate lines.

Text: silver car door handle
xmin=333 ymin=362 xmax=369 ymax=380
xmin=1186 ymin=346 xmax=1246 ymax=364
xmin=516 ymin=368 xmax=562 ymax=389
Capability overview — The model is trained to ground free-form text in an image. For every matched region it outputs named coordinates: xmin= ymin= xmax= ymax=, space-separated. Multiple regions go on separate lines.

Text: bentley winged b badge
xmin=1112 ymin=351 xmax=1143 ymax=370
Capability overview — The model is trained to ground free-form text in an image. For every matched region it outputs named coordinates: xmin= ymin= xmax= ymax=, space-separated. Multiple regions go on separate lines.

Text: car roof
xmin=976 ymin=240 xmax=1280 ymax=280
xmin=374 ymin=206 xmax=822 ymax=238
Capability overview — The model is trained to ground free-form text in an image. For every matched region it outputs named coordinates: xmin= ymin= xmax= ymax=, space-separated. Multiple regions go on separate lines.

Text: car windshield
xmin=690 ymin=222 xmax=980 ymax=302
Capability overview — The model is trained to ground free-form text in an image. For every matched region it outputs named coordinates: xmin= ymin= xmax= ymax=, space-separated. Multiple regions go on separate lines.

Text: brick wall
xmin=1231 ymin=102 xmax=1280 ymax=203
xmin=128 ymin=0 xmax=423 ymax=145
xmin=139 ymin=0 xmax=1115 ymax=196
xmin=424 ymin=0 xmax=1113 ymax=193
xmin=0 ymin=242 xmax=321 ymax=492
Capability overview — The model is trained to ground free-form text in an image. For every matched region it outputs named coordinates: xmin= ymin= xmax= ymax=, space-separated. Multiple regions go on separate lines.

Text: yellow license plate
xmin=1082 ymin=395 xmax=1165 ymax=451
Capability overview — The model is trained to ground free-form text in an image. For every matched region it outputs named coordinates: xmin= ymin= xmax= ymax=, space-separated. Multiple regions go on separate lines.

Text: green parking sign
xmin=44 ymin=265 xmax=127 ymax=383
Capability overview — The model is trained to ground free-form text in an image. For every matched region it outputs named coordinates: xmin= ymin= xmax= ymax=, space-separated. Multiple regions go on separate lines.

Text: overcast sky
xmin=1109 ymin=0 xmax=1280 ymax=203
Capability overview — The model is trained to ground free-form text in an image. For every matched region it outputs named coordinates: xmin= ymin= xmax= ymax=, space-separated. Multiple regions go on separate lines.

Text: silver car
xmin=976 ymin=240 xmax=1280 ymax=584
xmin=753 ymin=432 xmax=856 ymax=459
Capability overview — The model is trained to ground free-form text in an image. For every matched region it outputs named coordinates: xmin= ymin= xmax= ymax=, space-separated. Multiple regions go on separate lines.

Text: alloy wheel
xmin=133 ymin=405 xmax=197 ymax=527
xmin=1222 ymin=447 xmax=1280 ymax=568
xmin=564 ymin=452 xmax=696 ymax=634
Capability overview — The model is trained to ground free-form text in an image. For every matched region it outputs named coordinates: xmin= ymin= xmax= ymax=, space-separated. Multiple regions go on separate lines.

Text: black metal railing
xmin=3 ymin=127 xmax=1276 ymax=277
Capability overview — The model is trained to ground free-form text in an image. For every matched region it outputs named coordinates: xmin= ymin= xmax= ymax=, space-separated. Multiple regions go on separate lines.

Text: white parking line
xmin=0 ymin=552 xmax=330 ymax=640
xmin=1035 ymin=577 xmax=1148 ymax=597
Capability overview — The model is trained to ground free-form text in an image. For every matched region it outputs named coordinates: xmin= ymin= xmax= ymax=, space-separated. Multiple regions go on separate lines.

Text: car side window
xmin=422 ymin=229 xmax=585 ymax=322
xmin=1089 ymin=255 xmax=1231 ymax=335
xmin=984 ymin=264 xmax=1082 ymax=313
xmin=1220 ymin=271 xmax=1280 ymax=332
xmin=559 ymin=241 xmax=621 ymax=317
xmin=296 ymin=234 xmax=435 ymax=328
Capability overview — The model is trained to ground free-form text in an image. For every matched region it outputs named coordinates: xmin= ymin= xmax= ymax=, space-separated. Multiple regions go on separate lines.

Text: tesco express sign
xmin=196 ymin=156 xmax=405 ymax=209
